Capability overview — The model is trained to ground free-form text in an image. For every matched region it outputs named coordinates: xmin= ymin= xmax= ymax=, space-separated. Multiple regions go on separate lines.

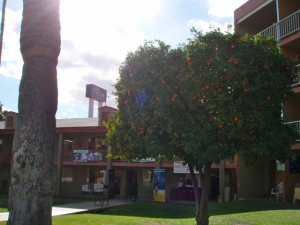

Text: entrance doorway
xmin=124 ymin=169 xmax=138 ymax=201
xmin=109 ymin=169 xmax=121 ymax=196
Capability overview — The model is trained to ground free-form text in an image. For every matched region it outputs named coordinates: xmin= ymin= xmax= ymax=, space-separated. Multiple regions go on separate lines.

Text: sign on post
xmin=86 ymin=84 xmax=107 ymax=102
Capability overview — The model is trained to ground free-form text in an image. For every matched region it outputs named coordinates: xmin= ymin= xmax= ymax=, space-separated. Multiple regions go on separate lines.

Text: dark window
xmin=88 ymin=137 xmax=106 ymax=150
xmin=64 ymin=138 xmax=73 ymax=152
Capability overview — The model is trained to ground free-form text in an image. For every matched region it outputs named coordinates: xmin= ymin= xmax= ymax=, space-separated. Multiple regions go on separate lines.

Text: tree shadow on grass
xmin=97 ymin=200 xmax=299 ymax=219
xmin=208 ymin=199 xmax=299 ymax=216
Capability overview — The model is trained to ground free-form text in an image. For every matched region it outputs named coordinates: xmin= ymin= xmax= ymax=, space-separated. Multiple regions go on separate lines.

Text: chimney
xmin=5 ymin=111 xmax=17 ymax=129
xmin=98 ymin=106 xmax=117 ymax=126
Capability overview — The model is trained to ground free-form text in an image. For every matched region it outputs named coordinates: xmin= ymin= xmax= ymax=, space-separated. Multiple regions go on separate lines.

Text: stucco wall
xmin=238 ymin=157 xmax=271 ymax=198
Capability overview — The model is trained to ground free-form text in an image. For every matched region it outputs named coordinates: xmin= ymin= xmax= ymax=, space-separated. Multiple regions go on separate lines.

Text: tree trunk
xmin=8 ymin=0 xmax=60 ymax=224
xmin=189 ymin=163 xmax=211 ymax=225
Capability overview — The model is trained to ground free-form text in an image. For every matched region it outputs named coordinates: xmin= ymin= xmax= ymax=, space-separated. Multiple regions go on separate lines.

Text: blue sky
xmin=0 ymin=0 xmax=247 ymax=119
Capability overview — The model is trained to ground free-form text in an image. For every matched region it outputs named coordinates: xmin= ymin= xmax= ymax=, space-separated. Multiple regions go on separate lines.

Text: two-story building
xmin=2 ymin=3 xmax=300 ymax=201
xmin=234 ymin=0 xmax=300 ymax=202
xmin=0 ymin=104 xmax=241 ymax=202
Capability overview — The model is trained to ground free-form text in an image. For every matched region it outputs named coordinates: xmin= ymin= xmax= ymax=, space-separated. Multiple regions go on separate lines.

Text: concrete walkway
xmin=0 ymin=198 xmax=130 ymax=222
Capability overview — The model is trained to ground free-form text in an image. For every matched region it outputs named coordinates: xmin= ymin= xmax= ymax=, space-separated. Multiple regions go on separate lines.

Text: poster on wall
xmin=73 ymin=150 xmax=102 ymax=162
xmin=153 ymin=169 xmax=166 ymax=202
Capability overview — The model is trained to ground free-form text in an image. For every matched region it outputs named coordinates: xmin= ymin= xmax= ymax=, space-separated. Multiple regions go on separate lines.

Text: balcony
xmin=287 ymin=120 xmax=300 ymax=142
xmin=257 ymin=10 xmax=300 ymax=41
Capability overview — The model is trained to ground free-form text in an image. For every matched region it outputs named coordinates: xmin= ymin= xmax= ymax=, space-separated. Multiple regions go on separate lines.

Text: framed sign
xmin=173 ymin=161 xmax=199 ymax=174
xmin=73 ymin=150 xmax=102 ymax=162
xmin=86 ymin=84 xmax=107 ymax=102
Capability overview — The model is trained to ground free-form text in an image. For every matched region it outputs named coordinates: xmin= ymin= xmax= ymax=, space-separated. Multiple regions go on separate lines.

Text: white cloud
xmin=187 ymin=19 xmax=232 ymax=33
xmin=186 ymin=0 xmax=246 ymax=35
xmin=206 ymin=0 xmax=248 ymax=18
xmin=1 ymin=8 xmax=22 ymax=79
xmin=1 ymin=1 xmax=165 ymax=118
xmin=56 ymin=0 xmax=165 ymax=115
xmin=1 ymin=0 xmax=246 ymax=118
xmin=60 ymin=0 xmax=163 ymax=61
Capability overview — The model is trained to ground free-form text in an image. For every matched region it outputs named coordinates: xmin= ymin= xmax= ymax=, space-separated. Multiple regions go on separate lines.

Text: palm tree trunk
xmin=8 ymin=0 xmax=60 ymax=224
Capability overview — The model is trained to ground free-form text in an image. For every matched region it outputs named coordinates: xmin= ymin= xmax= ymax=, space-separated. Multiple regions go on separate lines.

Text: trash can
xmin=224 ymin=187 xmax=230 ymax=202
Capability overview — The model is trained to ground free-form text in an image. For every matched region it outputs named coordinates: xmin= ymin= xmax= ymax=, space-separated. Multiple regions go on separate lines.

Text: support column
xmin=55 ymin=132 xmax=63 ymax=195
xmin=88 ymin=98 xmax=94 ymax=118
xmin=218 ymin=160 xmax=225 ymax=202
xmin=275 ymin=0 xmax=280 ymax=41
xmin=106 ymin=150 xmax=112 ymax=185
xmin=155 ymin=160 xmax=160 ymax=169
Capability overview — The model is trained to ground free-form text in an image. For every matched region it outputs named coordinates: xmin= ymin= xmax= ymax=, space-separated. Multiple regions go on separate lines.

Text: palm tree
xmin=0 ymin=0 xmax=7 ymax=65
xmin=8 ymin=0 xmax=61 ymax=224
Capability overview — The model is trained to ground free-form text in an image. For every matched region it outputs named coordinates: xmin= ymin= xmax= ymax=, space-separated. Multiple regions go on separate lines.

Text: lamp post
xmin=0 ymin=0 xmax=7 ymax=65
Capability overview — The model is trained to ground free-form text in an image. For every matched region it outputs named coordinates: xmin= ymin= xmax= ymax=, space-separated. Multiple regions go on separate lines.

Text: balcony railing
xmin=287 ymin=120 xmax=300 ymax=142
xmin=257 ymin=10 xmax=300 ymax=41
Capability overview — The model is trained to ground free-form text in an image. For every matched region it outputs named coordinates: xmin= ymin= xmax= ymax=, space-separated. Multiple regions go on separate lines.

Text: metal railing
xmin=259 ymin=23 xmax=277 ymax=40
xmin=286 ymin=120 xmax=300 ymax=142
xmin=257 ymin=10 xmax=300 ymax=41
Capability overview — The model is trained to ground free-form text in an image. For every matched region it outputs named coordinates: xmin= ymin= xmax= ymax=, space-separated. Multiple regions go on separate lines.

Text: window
xmin=61 ymin=167 xmax=73 ymax=183
xmin=63 ymin=138 xmax=73 ymax=152
xmin=99 ymin=138 xmax=106 ymax=149
xmin=86 ymin=168 xmax=106 ymax=184
xmin=88 ymin=137 xmax=106 ymax=150
xmin=143 ymin=169 xmax=153 ymax=186
xmin=87 ymin=138 xmax=95 ymax=150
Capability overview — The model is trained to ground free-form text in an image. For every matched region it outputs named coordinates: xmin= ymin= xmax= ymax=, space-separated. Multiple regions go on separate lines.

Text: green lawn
xmin=0 ymin=206 xmax=6 ymax=213
xmin=50 ymin=200 xmax=300 ymax=225
xmin=0 ymin=194 xmax=94 ymax=212
xmin=1 ymin=199 xmax=299 ymax=225
xmin=0 ymin=192 xmax=8 ymax=213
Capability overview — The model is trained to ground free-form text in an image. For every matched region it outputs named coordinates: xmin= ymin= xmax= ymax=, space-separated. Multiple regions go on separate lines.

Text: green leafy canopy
xmin=105 ymin=30 xmax=298 ymax=166
xmin=0 ymin=101 xmax=7 ymax=121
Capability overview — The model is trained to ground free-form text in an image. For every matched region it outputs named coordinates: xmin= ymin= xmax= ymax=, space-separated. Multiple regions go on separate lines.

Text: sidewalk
xmin=0 ymin=198 xmax=129 ymax=222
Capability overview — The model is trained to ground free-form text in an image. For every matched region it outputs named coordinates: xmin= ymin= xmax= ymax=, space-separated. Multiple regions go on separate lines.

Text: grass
xmin=0 ymin=192 xmax=8 ymax=213
xmin=0 ymin=193 xmax=94 ymax=212
xmin=1 ymin=199 xmax=299 ymax=225
xmin=50 ymin=200 xmax=300 ymax=225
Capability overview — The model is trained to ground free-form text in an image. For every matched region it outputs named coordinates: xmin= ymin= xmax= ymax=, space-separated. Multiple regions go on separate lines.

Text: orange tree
xmin=105 ymin=31 xmax=298 ymax=225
